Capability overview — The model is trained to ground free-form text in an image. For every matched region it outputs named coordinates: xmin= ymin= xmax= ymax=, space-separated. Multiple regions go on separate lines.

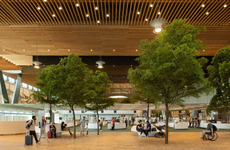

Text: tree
xmin=85 ymin=70 xmax=116 ymax=135
xmin=48 ymin=54 xmax=96 ymax=138
xmin=31 ymin=65 xmax=60 ymax=123
xmin=207 ymin=46 xmax=230 ymax=114
xmin=128 ymin=19 xmax=210 ymax=144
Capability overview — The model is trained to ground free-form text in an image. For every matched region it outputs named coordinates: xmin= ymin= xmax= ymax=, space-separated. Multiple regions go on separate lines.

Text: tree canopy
xmin=128 ymin=19 xmax=209 ymax=144
xmin=207 ymin=46 xmax=230 ymax=114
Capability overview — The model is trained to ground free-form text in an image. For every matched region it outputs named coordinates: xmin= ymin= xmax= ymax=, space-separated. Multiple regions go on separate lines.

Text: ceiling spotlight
xmin=206 ymin=12 xmax=209 ymax=15
xmin=59 ymin=7 xmax=62 ymax=10
xmin=95 ymin=7 xmax=98 ymax=10
xmin=150 ymin=4 xmax=153 ymax=7
xmin=86 ymin=14 xmax=89 ymax=17
xmin=201 ymin=4 xmax=205 ymax=7
xmin=97 ymin=20 xmax=100 ymax=23
xmin=203 ymin=50 xmax=205 ymax=52
xmin=137 ymin=12 xmax=140 ymax=15
xmin=37 ymin=7 xmax=41 ymax=10
xmin=106 ymin=14 xmax=109 ymax=17
xmin=48 ymin=49 xmax=50 ymax=51
xmin=96 ymin=60 xmax=105 ymax=69
xmin=23 ymin=49 xmax=25 ymax=51
xmin=150 ymin=18 xmax=167 ymax=34
xmin=145 ymin=18 xmax=148 ymax=21
xmin=136 ymin=49 xmax=138 ymax=51
xmin=224 ymin=4 xmax=227 ymax=7
xmin=3 ymin=49 xmax=5 ymax=51
xmin=158 ymin=12 xmax=161 ymax=15
xmin=52 ymin=14 xmax=56 ymax=17
xmin=68 ymin=49 xmax=70 ymax=51
xmin=113 ymin=49 xmax=115 ymax=51
xmin=91 ymin=49 xmax=93 ymax=51
xmin=43 ymin=0 xmax=47 ymax=2
xmin=113 ymin=65 xmax=115 ymax=67
xmin=76 ymin=3 xmax=79 ymax=7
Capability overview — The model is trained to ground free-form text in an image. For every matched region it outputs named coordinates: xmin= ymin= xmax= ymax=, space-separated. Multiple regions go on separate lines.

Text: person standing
xmin=80 ymin=117 xmax=86 ymax=135
xmin=189 ymin=118 xmax=192 ymax=127
xmin=99 ymin=120 xmax=103 ymax=131
xmin=50 ymin=122 xmax=57 ymax=138
xmin=192 ymin=118 xmax=195 ymax=127
xmin=26 ymin=116 xmax=39 ymax=144
xmin=197 ymin=119 xmax=200 ymax=128
xmin=125 ymin=118 xmax=128 ymax=128
xmin=154 ymin=117 xmax=158 ymax=123
xmin=112 ymin=117 xmax=115 ymax=130
xmin=132 ymin=117 xmax=135 ymax=125
xmin=86 ymin=123 xmax=89 ymax=136
xmin=38 ymin=116 xmax=49 ymax=142
xmin=195 ymin=118 xmax=198 ymax=128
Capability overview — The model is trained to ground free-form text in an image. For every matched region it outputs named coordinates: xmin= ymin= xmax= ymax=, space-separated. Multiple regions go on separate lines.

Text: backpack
xmin=38 ymin=121 xmax=41 ymax=128
xmin=25 ymin=120 xmax=33 ymax=129
xmin=212 ymin=125 xmax=217 ymax=132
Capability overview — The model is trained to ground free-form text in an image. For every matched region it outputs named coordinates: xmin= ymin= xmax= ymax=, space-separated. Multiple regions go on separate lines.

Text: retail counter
xmin=200 ymin=123 xmax=230 ymax=130
xmin=0 ymin=121 xmax=26 ymax=134
xmin=107 ymin=122 xmax=126 ymax=130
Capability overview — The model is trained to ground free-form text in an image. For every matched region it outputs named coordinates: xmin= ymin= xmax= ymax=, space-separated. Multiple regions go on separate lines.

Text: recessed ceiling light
xmin=150 ymin=4 xmax=153 ymax=7
xmin=145 ymin=18 xmax=148 ymax=21
xmin=113 ymin=49 xmax=115 ymax=51
xmin=23 ymin=49 xmax=25 ymax=51
xmin=68 ymin=49 xmax=70 ymax=51
xmin=48 ymin=49 xmax=50 ymax=51
xmin=158 ymin=12 xmax=161 ymax=15
xmin=76 ymin=3 xmax=79 ymax=7
xmin=137 ymin=11 xmax=140 ymax=15
xmin=52 ymin=14 xmax=56 ymax=17
xmin=86 ymin=14 xmax=89 ymax=17
xmin=59 ymin=7 xmax=62 ymax=10
xmin=91 ymin=49 xmax=93 ymax=51
xmin=206 ymin=12 xmax=209 ymax=15
xmin=224 ymin=4 xmax=227 ymax=8
xmin=201 ymin=4 xmax=205 ymax=7
xmin=136 ymin=49 xmax=138 ymax=51
xmin=43 ymin=0 xmax=47 ymax=2
xmin=37 ymin=7 xmax=41 ymax=10
xmin=97 ymin=20 xmax=100 ymax=23
xmin=203 ymin=50 xmax=205 ymax=52
xmin=95 ymin=7 xmax=98 ymax=10
xmin=131 ymin=65 xmax=132 ymax=67
xmin=3 ymin=49 xmax=5 ymax=51
xmin=113 ymin=65 xmax=115 ymax=67
xmin=106 ymin=14 xmax=109 ymax=17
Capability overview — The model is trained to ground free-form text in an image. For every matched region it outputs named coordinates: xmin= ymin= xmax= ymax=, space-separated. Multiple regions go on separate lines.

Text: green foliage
xmin=128 ymin=19 xmax=209 ymax=144
xmin=155 ymin=110 xmax=162 ymax=117
xmin=120 ymin=98 xmax=134 ymax=103
xmin=207 ymin=46 xmax=230 ymax=114
xmin=185 ymin=110 xmax=190 ymax=116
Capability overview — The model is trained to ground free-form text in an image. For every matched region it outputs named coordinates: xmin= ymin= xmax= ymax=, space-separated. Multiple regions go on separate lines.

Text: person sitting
xmin=136 ymin=120 xmax=144 ymax=137
xmin=144 ymin=121 xmax=151 ymax=137
xmin=61 ymin=122 xmax=72 ymax=135
xmin=201 ymin=120 xmax=213 ymax=140
xmin=49 ymin=122 xmax=57 ymax=138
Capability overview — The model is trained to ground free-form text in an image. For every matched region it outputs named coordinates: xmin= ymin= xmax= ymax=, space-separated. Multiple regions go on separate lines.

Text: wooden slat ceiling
xmin=0 ymin=57 xmax=22 ymax=70
xmin=0 ymin=0 xmax=229 ymax=25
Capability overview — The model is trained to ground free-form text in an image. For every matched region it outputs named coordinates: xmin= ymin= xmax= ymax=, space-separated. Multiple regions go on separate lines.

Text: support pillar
xmin=192 ymin=110 xmax=199 ymax=118
xmin=11 ymin=74 xmax=22 ymax=104
xmin=0 ymin=71 xmax=9 ymax=103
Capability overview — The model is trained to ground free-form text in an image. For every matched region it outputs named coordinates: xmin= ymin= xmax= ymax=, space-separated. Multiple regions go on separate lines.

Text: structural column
xmin=11 ymin=74 xmax=22 ymax=104
xmin=0 ymin=71 xmax=9 ymax=103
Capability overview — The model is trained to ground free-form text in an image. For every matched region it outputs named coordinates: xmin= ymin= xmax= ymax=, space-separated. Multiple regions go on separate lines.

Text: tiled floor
xmin=0 ymin=132 xmax=230 ymax=150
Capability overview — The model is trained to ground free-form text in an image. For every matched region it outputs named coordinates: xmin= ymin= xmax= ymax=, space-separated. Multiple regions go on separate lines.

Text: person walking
xmin=86 ymin=123 xmax=89 ymax=136
xmin=192 ymin=118 xmax=195 ymax=127
xmin=112 ymin=117 xmax=115 ymax=130
xmin=125 ymin=118 xmax=128 ymax=128
xmin=132 ymin=117 xmax=135 ymax=125
xmin=38 ymin=116 xmax=49 ymax=142
xmin=197 ymin=119 xmax=200 ymax=128
xmin=26 ymin=116 xmax=39 ymax=144
xmin=80 ymin=117 xmax=86 ymax=135
xmin=195 ymin=118 xmax=198 ymax=128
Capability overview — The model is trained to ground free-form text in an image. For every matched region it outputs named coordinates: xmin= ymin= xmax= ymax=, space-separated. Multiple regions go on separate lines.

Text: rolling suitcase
xmin=25 ymin=130 xmax=33 ymax=145
xmin=48 ymin=131 xmax=52 ymax=138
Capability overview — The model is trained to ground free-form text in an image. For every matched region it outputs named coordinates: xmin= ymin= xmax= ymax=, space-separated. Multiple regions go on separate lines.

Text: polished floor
xmin=1 ymin=132 xmax=230 ymax=150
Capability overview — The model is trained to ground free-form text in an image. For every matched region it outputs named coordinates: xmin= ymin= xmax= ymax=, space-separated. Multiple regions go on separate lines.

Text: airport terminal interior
xmin=0 ymin=0 xmax=230 ymax=149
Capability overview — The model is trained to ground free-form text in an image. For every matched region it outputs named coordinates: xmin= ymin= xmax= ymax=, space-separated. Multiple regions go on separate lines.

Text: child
xmin=86 ymin=123 xmax=89 ymax=136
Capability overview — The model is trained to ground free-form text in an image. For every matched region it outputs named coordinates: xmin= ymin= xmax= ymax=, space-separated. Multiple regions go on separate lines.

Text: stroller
xmin=153 ymin=124 xmax=166 ymax=138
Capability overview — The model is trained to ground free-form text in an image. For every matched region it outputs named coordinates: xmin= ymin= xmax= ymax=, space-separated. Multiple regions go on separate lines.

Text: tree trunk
xmin=72 ymin=109 xmax=76 ymax=138
xmin=147 ymin=98 xmax=149 ymax=121
xmin=97 ymin=111 xmax=99 ymax=135
xmin=50 ymin=103 xmax=52 ymax=123
xmin=165 ymin=103 xmax=169 ymax=144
